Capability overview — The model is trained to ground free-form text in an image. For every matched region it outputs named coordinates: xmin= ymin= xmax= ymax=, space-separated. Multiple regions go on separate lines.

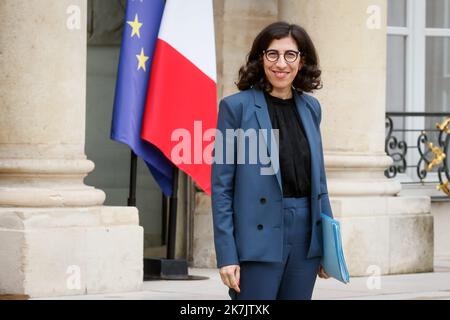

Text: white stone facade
xmin=0 ymin=0 xmax=442 ymax=298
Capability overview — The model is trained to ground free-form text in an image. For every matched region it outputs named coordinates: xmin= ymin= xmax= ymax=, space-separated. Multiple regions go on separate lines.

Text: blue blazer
xmin=211 ymin=87 xmax=334 ymax=268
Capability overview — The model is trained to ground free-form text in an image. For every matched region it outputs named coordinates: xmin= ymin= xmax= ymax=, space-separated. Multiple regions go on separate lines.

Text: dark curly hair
xmin=236 ymin=21 xmax=322 ymax=93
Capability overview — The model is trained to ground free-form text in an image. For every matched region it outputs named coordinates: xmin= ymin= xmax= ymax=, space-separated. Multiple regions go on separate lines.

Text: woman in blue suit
xmin=211 ymin=21 xmax=333 ymax=300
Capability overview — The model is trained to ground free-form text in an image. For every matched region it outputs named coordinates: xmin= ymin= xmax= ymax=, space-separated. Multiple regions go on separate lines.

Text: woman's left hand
xmin=318 ymin=265 xmax=330 ymax=279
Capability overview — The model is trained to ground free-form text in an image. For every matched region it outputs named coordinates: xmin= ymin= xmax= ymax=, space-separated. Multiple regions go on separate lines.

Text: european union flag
xmin=111 ymin=0 xmax=174 ymax=196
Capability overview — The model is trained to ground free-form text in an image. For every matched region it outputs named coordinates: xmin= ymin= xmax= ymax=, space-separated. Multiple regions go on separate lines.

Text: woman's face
xmin=263 ymin=36 xmax=303 ymax=92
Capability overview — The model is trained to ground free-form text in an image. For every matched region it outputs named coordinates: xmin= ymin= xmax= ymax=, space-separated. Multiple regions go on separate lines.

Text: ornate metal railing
xmin=385 ymin=112 xmax=450 ymax=196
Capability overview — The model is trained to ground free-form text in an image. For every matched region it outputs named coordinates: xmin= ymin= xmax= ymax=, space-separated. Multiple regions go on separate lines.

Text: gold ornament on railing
xmin=436 ymin=118 xmax=450 ymax=134
xmin=437 ymin=180 xmax=450 ymax=195
xmin=426 ymin=142 xmax=446 ymax=171
xmin=429 ymin=117 xmax=450 ymax=196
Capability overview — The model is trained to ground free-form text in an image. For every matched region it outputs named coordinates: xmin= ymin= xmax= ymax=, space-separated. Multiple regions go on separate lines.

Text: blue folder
xmin=320 ymin=213 xmax=350 ymax=284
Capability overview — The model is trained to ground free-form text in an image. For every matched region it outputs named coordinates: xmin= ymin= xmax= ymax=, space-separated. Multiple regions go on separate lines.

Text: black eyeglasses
xmin=263 ymin=49 xmax=302 ymax=63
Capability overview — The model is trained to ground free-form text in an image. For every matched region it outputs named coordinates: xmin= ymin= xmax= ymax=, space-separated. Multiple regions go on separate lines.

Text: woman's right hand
xmin=219 ymin=264 xmax=240 ymax=293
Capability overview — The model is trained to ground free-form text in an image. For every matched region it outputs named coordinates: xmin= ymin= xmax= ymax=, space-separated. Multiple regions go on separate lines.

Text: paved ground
xmin=36 ymin=257 xmax=450 ymax=300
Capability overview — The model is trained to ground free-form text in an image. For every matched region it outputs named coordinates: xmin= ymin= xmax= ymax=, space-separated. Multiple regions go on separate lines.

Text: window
xmin=426 ymin=0 xmax=450 ymax=115
xmin=386 ymin=0 xmax=450 ymax=184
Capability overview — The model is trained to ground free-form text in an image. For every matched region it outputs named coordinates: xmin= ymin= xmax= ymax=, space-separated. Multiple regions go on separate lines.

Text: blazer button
xmin=257 ymin=224 xmax=264 ymax=230
xmin=260 ymin=197 xmax=267 ymax=204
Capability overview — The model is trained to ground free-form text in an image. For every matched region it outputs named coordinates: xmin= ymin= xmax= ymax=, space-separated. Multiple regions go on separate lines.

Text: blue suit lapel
xmin=253 ymin=89 xmax=283 ymax=194
xmin=252 ymin=88 xmax=320 ymax=198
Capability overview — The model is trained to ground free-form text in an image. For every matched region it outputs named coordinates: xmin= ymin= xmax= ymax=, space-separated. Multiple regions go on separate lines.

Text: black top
xmin=264 ymin=91 xmax=312 ymax=198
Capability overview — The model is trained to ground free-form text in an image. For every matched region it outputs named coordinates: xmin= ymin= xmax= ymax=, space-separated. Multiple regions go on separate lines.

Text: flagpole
xmin=166 ymin=166 xmax=179 ymax=259
xmin=161 ymin=194 xmax=167 ymax=245
xmin=128 ymin=150 xmax=137 ymax=207
xmin=144 ymin=165 xmax=207 ymax=280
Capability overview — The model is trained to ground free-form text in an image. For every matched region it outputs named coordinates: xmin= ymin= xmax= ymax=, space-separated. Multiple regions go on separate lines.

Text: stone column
xmin=0 ymin=0 xmax=143 ymax=297
xmin=279 ymin=0 xmax=433 ymax=275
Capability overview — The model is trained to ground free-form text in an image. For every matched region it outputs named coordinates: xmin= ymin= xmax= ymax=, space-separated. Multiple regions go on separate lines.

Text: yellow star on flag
xmin=127 ymin=14 xmax=143 ymax=38
xmin=136 ymin=48 xmax=149 ymax=71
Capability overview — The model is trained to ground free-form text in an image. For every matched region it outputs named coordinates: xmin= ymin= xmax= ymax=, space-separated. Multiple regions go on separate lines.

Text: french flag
xmin=141 ymin=0 xmax=217 ymax=195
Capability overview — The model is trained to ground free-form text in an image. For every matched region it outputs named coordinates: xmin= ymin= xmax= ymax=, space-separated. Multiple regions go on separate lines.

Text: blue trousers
xmin=229 ymin=196 xmax=321 ymax=300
